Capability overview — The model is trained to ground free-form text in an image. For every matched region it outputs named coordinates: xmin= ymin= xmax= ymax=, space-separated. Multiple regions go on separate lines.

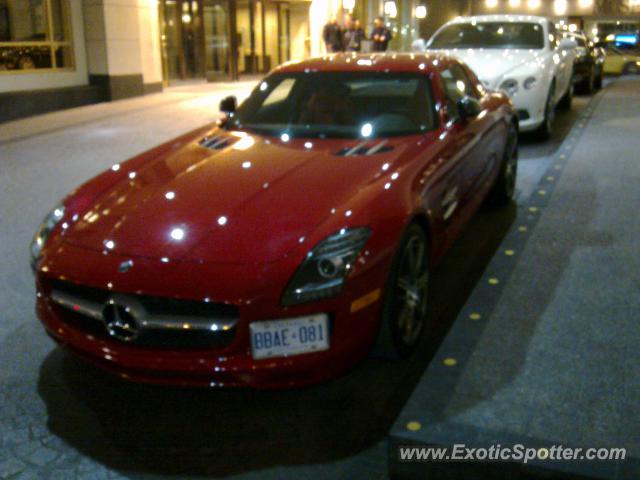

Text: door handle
xmin=441 ymin=186 xmax=459 ymax=221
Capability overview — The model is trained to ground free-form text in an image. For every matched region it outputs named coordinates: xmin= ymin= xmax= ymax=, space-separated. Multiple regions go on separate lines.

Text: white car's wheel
xmin=536 ymin=82 xmax=555 ymax=140
xmin=488 ymin=124 xmax=518 ymax=204
xmin=558 ymin=75 xmax=573 ymax=110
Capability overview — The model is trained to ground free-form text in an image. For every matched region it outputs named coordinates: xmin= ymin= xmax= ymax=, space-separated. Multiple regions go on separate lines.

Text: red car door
xmin=431 ymin=62 xmax=495 ymax=242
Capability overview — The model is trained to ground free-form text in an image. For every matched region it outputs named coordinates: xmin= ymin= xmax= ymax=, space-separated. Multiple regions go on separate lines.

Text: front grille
xmin=517 ymin=109 xmax=530 ymax=121
xmin=47 ymin=279 xmax=238 ymax=350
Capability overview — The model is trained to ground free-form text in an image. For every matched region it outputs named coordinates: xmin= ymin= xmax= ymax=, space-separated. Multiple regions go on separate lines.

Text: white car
xmin=425 ymin=15 xmax=577 ymax=138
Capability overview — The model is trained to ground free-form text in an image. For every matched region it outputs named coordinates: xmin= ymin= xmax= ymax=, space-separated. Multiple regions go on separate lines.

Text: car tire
xmin=558 ymin=75 xmax=573 ymax=110
xmin=535 ymin=82 xmax=555 ymax=140
xmin=594 ymin=70 xmax=603 ymax=89
xmin=488 ymin=124 xmax=518 ymax=205
xmin=578 ymin=68 xmax=595 ymax=95
xmin=374 ymin=223 xmax=429 ymax=360
xmin=623 ymin=62 xmax=639 ymax=75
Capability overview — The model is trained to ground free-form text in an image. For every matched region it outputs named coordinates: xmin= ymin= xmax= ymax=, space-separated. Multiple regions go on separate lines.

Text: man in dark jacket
xmin=323 ymin=16 xmax=342 ymax=53
xmin=344 ymin=18 xmax=366 ymax=52
xmin=371 ymin=17 xmax=392 ymax=52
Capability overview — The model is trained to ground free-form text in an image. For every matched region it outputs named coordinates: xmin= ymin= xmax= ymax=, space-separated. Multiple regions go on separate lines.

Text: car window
xmin=263 ymin=78 xmax=296 ymax=107
xmin=440 ymin=64 xmax=478 ymax=120
xmin=429 ymin=22 xmax=544 ymax=50
xmin=604 ymin=45 xmax=622 ymax=55
xmin=548 ymin=23 xmax=560 ymax=49
xmin=575 ymin=36 xmax=587 ymax=47
xmin=229 ymin=72 xmax=437 ymax=139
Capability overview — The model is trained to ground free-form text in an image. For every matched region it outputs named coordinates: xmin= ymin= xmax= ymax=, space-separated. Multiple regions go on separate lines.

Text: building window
xmin=0 ymin=0 xmax=74 ymax=72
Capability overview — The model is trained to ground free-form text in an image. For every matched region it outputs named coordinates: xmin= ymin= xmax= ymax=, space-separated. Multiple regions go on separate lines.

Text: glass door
xmin=181 ymin=0 xmax=204 ymax=77
xmin=160 ymin=0 xmax=204 ymax=81
xmin=203 ymin=0 xmax=235 ymax=80
xmin=277 ymin=2 xmax=290 ymax=64
xmin=236 ymin=0 xmax=257 ymax=73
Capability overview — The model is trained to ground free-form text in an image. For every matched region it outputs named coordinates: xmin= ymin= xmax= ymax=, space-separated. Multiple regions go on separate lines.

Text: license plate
xmin=249 ymin=314 xmax=329 ymax=360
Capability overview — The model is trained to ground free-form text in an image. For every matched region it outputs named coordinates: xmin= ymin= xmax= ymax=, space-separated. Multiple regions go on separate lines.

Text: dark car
xmin=567 ymin=31 xmax=605 ymax=93
xmin=32 ymin=53 xmax=518 ymax=388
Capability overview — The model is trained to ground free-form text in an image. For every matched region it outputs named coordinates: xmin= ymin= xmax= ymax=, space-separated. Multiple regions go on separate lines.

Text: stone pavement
xmin=0 ymin=76 xmax=629 ymax=480
xmin=390 ymin=78 xmax=640 ymax=480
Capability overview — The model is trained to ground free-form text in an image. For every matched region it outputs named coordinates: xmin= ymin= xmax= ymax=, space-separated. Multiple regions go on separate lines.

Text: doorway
xmin=159 ymin=0 xmax=309 ymax=83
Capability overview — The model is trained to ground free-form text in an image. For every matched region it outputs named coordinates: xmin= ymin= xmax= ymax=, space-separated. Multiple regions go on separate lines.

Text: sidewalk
xmin=0 ymin=80 xmax=258 ymax=145
xmin=390 ymin=78 xmax=640 ymax=479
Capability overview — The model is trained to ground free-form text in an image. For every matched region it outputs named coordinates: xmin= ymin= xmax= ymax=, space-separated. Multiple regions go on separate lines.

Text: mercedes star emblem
xmin=102 ymin=300 xmax=139 ymax=341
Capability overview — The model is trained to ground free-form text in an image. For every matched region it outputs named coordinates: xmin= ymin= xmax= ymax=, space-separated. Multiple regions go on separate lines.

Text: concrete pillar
xmin=83 ymin=0 xmax=161 ymax=100
xmin=418 ymin=0 xmax=469 ymax=40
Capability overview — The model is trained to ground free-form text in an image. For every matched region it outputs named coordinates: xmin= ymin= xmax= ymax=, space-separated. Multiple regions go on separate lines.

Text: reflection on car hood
xmin=430 ymin=48 xmax=544 ymax=88
xmin=62 ymin=132 xmax=405 ymax=264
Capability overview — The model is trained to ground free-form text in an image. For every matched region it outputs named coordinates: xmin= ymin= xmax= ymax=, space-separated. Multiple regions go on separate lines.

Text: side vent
xmin=199 ymin=134 xmax=232 ymax=150
xmin=335 ymin=140 xmax=393 ymax=156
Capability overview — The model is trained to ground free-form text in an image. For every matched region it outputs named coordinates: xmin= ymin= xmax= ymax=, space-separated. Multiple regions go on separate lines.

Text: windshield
xmin=429 ymin=22 xmax=545 ymax=50
xmin=227 ymin=72 xmax=436 ymax=139
xmin=604 ymin=44 xmax=639 ymax=55
xmin=570 ymin=34 xmax=587 ymax=47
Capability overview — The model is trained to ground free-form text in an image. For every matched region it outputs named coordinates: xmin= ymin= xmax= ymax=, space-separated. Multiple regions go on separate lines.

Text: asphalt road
xmin=0 ymin=84 xmax=599 ymax=479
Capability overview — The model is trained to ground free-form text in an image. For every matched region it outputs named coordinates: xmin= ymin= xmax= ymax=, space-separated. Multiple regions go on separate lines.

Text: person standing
xmin=344 ymin=18 xmax=366 ymax=52
xmin=323 ymin=16 xmax=343 ymax=53
xmin=371 ymin=17 xmax=392 ymax=52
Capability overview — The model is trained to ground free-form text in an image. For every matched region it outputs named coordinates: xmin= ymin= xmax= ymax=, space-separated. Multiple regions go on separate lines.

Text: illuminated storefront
xmin=157 ymin=0 xmax=428 ymax=83
xmin=0 ymin=0 xmax=74 ymax=71
xmin=159 ymin=0 xmax=312 ymax=82
xmin=0 ymin=0 xmax=163 ymax=122
xmin=3 ymin=0 xmax=638 ymax=121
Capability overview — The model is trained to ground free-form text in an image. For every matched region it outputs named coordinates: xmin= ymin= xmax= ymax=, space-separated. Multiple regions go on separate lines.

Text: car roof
xmin=567 ymin=31 xmax=588 ymax=39
xmin=445 ymin=14 xmax=548 ymax=25
xmin=273 ymin=52 xmax=449 ymax=75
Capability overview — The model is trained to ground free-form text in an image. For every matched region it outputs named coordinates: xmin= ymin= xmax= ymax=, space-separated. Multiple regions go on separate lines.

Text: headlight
xmin=499 ymin=78 xmax=519 ymax=97
xmin=523 ymin=76 xmax=537 ymax=90
xmin=282 ymin=227 xmax=371 ymax=306
xmin=30 ymin=204 xmax=65 ymax=269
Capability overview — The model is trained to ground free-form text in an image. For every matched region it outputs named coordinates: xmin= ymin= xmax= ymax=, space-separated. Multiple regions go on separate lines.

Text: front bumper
xmin=508 ymin=84 xmax=549 ymax=132
xmin=573 ymin=58 xmax=594 ymax=83
xmin=35 ymin=243 xmax=391 ymax=388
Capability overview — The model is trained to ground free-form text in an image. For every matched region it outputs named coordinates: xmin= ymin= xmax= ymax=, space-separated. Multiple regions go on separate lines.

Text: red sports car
xmin=32 ymin=53 xmax=517 ymax=388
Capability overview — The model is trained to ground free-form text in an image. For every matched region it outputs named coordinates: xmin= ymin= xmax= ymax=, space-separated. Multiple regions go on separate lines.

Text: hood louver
xmin=335 ymin=141 xmax=393 ymax=156
xmin=199 ymin=134 xmax=234 ymax=150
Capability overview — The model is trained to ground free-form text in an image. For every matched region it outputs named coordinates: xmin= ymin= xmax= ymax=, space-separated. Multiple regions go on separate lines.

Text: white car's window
xmin=548 ymin=23 xmax=560 ymax=49
xmin=429 ymin=22 xmax=544 ymax=50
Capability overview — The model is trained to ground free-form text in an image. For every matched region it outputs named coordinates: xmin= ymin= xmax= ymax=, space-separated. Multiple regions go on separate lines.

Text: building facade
xmin=1 ymin=0 xmax=639 ymax=122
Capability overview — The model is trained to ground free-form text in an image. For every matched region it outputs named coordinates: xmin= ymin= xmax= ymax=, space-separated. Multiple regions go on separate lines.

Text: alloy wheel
xmin=545 ymin=84 xmax=555 ymax=133
xmin=394 ymin=234 xmax=428 ymax=346
xmin=503 ymin=130 xmax=518 ymax=198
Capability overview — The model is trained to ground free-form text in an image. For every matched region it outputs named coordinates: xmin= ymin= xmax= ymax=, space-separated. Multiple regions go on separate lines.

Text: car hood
xmin=430 ymin=48 xmax=545 ymax=88
xmin=62 ymin=132 xmax=403 ymax=264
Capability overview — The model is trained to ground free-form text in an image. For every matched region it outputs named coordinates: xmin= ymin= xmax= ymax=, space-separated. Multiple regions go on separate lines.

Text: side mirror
xmin=219 ymin=95 xmax=237 ymax=114
xmin=457 ymin=96 xmax=482 ymax=120
xmin=559 ymin=37 xmax=578 ymax=50
xmin=411 ymin=38 xmax=426 ymax=52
